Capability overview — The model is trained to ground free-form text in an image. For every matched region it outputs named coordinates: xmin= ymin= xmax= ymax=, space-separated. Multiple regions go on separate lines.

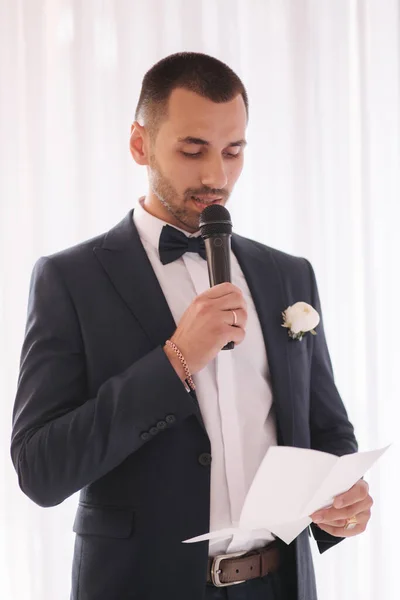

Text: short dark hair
xmin=134 ymin=52 xmax=248 ymax=139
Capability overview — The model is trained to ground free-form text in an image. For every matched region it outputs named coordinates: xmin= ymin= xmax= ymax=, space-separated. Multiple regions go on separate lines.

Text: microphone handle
xmin=204 ymin=234 xmax=234 ymax=351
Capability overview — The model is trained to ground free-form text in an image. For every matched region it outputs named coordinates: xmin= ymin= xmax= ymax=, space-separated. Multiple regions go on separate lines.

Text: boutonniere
xmin=282 ymin=302 xmax=320 ymax=341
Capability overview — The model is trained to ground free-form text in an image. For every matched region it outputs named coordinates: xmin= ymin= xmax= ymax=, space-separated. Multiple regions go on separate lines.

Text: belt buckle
xmin=211 ymin=550 xmax=248 ymax=587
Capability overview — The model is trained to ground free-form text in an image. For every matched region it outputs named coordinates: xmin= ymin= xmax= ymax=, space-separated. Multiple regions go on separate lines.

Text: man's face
xmin=133 ymin=88 xmax=247 ymax=233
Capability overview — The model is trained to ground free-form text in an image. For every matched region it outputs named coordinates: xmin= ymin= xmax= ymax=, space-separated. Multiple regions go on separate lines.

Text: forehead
xmin=160 ymin=88 xmax=247 ymax=141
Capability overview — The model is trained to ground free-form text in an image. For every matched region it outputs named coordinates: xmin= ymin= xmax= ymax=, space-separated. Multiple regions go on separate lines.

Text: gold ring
xmin=231 ymin=310 xmax=238 ymax=327
xmin=344 ymin=516 xmax=358 ymax=531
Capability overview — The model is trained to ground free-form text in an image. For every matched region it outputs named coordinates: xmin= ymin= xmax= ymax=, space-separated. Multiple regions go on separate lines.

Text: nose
xmin=200 ymin=156 xmax=228 ymax=190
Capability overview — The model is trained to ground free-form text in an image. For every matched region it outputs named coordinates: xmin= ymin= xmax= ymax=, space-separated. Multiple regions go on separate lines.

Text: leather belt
xmin=207 ymin=542 xmax=281 ymax=587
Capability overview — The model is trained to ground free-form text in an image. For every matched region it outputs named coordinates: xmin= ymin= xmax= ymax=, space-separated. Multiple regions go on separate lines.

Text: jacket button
xmin=157 ymin=421 xmax=167 ymax=430
xmin=140 ymin=432 xmax=151 ymax=441
xmin=149 ymin=427 xmax=159 ymax=436
xmin=198 ymin=453 xmax=212 ymax=467
xmin=165 ymin=414 xmax=176 ymax=424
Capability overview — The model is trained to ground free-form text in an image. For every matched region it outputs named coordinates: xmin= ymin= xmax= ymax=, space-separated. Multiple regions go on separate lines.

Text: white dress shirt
xmin=133 ymin=197 xmax=278 ymax=557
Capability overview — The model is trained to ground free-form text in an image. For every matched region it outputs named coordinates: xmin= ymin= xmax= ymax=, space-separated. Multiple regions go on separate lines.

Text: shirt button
xmin=140 ymin=432 xmax=151 ymax=441
xmin=165 ymin=415 xmax=176 ymax=424
xmin=157 ymin=421 xmax=167 ymax=430
xmin=149 ymin=427 xmax=159 ymax=436
xmin=198 ymin=453 xmax=212 ymax=467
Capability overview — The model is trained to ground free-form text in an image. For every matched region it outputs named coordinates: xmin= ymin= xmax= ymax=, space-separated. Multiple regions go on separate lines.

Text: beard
xmin=148 ymin=153 xmax=229 ymax=232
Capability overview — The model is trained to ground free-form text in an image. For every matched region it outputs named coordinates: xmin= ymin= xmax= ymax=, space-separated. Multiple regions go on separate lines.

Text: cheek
xmin=228 ymin=158 xmax=244 ymax=184
xmin=156 ymin=157 xmax=184 ymax=186
xmin=169 ymin=160 xmax=197 ymax=188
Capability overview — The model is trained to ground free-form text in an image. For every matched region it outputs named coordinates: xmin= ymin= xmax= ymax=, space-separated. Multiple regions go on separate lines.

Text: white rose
xmin=282 ymin=302 xmax=320 ymax=334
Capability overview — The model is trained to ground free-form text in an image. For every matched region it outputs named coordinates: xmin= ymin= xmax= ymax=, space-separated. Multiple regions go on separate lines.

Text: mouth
xmin=190 ymin=195 xmax=223 ymax=209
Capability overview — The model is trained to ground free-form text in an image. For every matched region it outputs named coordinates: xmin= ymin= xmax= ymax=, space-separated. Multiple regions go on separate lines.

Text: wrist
xmin=163 ymin=343 xmax=186 ymax=382
xmin=164 ymin=339 xmax=196 ymax=391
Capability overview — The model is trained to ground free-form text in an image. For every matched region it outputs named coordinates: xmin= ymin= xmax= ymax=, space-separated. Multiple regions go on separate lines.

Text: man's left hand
xmin=310 ymin=479 xmax=373 ymax=537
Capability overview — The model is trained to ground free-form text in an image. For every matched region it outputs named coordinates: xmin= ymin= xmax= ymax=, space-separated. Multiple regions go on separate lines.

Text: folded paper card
xmin=182 ymin=445 xmax=389 ymax=546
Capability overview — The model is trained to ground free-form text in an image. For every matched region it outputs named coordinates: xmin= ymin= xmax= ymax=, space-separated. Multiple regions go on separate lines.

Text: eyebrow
xmin=177 ymin=136 xmax=247 ymax=148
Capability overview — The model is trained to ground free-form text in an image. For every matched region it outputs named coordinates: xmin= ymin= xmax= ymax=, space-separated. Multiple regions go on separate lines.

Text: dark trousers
xmin=204 ymin=541 xmax=297 ymax=600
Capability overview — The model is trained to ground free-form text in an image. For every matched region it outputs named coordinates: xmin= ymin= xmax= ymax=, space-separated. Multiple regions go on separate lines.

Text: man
xmin=11 ymin=52 xmax=373 ymax=600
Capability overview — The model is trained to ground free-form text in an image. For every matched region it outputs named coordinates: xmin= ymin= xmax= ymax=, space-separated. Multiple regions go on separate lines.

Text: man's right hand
xmin=164 ymin=282 xmax=248 ymax=378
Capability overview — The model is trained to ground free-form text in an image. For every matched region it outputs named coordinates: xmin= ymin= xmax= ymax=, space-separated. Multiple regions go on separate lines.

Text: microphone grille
xmin=199 ymin=204 xmax=232 ymax=237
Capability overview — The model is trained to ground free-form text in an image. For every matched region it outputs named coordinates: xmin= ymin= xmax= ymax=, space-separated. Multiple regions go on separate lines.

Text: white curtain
xmin=1 ymin=1 xmax=399 ymax=598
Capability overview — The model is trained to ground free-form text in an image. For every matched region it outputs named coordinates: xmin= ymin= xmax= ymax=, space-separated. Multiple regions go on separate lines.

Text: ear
xmin=130 ymin=122 xmax=149 ymax=166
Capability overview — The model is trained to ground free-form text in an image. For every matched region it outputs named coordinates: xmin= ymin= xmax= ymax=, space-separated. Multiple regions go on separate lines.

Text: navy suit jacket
xmin=10 ymin=210 xmax=358 ymax=600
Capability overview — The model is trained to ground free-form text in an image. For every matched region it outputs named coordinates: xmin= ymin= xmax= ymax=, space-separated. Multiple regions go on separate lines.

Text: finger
xmin=333 ymin=479 xmax=369 ymax=509
xmin=315 ymin=509 xmax=371 ymax=537
xmin=221 ymin=322 xmax=246 ymax=346
xmin=215 ymin=291 xmax=247 ymax=312
xmin=311 ymin=496 xmax=373 ymax=524
xmin=318 ymin=519 xmax=347 ymax=528
xmin=204 ymin=282 xmax=241 ymax=300
xmin=316 ymin=509 xmax=370 ymax=529
xmin=314 ymin=508 xmax=371 ymax=531
xmin=223 ymin=308 xmax=247 ymax=328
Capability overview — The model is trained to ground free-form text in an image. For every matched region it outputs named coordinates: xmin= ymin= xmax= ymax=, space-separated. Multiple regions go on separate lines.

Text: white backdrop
xmin=1 ymin=1 xmax=399 ymax=599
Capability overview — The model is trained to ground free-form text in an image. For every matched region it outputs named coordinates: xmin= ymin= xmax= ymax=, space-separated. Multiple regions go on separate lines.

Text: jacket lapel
xmin=93 ymin=210 xmax=207 ymax=433
xmin=232 ymin=234 xmax=294 ymax=446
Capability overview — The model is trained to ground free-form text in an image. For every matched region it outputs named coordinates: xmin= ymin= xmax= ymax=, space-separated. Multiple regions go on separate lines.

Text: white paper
xmin=182 ymin=444 xmax=389 ymax=546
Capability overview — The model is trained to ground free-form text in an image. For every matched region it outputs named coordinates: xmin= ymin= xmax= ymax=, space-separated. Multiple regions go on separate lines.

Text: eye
xmin=181 ymin=151 xmax=241 ymax=159
xmin=181 ymin=151 xmax=201 ymax=158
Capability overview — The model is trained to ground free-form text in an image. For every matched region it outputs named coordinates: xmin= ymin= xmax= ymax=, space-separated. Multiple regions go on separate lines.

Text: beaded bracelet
xmin=165 ymin=339 xmax=196 ymax=392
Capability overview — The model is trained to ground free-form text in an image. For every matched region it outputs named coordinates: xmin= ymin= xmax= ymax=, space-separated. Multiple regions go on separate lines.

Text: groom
xmin=11 ymin=52 xmax=373 ymax=600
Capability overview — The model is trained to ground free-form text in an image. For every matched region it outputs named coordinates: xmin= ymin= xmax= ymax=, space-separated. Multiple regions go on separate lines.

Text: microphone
xmin=199 ymin=204 xmax=234 ymax=351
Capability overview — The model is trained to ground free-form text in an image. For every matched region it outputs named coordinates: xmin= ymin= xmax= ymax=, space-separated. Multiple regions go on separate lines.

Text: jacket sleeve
xmin=10 ymin=257 xmax=197 ymax=508
xmin=304 ymin=258 xmax=358 ymax=553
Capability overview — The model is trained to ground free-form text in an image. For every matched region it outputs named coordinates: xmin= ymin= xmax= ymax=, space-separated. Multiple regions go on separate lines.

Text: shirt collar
xmin=133 ymin=196 xmax=202 ymax=253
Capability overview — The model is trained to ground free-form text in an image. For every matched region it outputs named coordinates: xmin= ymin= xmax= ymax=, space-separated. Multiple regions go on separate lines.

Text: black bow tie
xmin=159 ymin=224 xmax=207 ymax=265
